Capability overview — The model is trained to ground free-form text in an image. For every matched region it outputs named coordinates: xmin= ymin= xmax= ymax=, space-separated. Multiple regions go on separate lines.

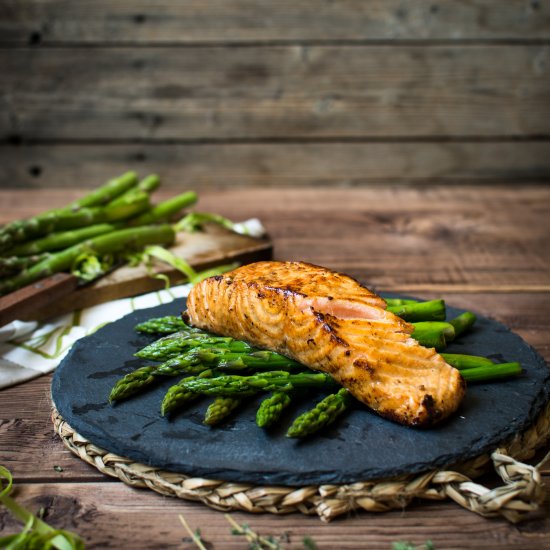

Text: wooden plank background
xmin=1 ymin=1 xmax=549 ymax=43
xmin=0 ymin=1 xmax=549 ymax=188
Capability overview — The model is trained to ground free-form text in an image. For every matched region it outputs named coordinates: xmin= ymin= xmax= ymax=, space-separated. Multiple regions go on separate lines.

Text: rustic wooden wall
xmin=0 ymin=1 xmax=549 ymax=189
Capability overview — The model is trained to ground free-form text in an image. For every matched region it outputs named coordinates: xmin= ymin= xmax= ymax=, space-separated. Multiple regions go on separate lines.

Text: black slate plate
xmin=51 ymin=299 xmax=550 ymax=486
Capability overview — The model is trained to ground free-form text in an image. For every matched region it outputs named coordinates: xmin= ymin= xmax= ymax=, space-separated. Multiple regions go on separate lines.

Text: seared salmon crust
xmin=186 ymin=261 xmax=465 ymax=427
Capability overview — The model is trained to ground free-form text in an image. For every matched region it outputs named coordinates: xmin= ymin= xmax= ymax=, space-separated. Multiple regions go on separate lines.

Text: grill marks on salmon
xmin=186 ymin=261 xmax=466 ymax=427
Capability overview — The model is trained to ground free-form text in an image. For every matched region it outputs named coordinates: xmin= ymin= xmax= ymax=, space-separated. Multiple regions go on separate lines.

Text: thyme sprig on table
xmin=179 ymin=513 xmax=318 ymax=550
xmin=179 ymin=513 xmax=435 ymax=550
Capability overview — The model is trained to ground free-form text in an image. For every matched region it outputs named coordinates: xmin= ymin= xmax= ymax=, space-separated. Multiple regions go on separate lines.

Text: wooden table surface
xmin=1 ymin=185 xmax=549 ymax=549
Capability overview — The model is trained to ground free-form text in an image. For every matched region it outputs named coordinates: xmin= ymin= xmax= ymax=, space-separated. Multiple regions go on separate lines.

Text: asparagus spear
xmin=5 ymin=223 xmax=116 ymax=256
xmin=134 ymin=316 xmax=190 ymax=335
xmin=440 ymin=353 xmax=494 ymax=370
xmin=461 ymin=362 xmax=522 ymax=383
xmin=287 ymin=388 xmax=352 ymax=438
xmin=0 ymin=224 xmax=174 ymax=295
xmin=0 ymin=253 xmax=49 ymax=277
xmin=0 ymin=172 xmax=139 ymax=253
xmin=256 ymin=391 xmax=292 ymax=428
xmin=107 ymin=174 xmax=161 ymax=209
xmin=450 ymin=311 xmax=477 ymax=338
xmin=161 ymin=369 xmax=214 ymax=416
xmin=158 ymin=345 xmax=255 ymax=375
xmin=110 ymin=349 xmax=222 ymax=402
xmin=411 ymin=322 xmax=455 ymax=350
xmin=109 ymin=365 xmax=160 ymax=402
xmin=204 ymin=396 xmax=242 ymax=425
xmin=441 ymin=354 xmax=522 ymax=381
xmin=383 ymin=298 xmax=418 ymax=307
xmin=153 ymin=348 xmax=301 ymax=375
xmin=134 ymin=333 xmax=249 ymax=361
xmin=137 ymin=174 xmax=161 ymax=193
xmin=216 ymin=350 xmax=303 ymax=372
xmin=110 ymin=345 xmax=296 ymax=402
xmin=387 ymin=299 xmax=446 ymax=322
xmin=180 ymin=370 xmax=335 ymax=396
xmin=66 ymin=171 xmax=139 ymax=209
xmin=128 ymin=191 xmax=198 ymax=226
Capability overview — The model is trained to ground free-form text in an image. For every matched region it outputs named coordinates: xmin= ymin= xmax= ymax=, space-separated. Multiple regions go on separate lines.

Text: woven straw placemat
xmin=52 ymin=399 xmax=550 ymax=522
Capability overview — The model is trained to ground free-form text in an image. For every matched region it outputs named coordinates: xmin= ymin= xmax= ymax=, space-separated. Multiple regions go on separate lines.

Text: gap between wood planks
xmin=4 ymin=135 xmax=550 ymax=145
xmin=3 ymin=39 xmax=550 ymax=48
xmin=381 ymin=285 xmax=550 ymax=293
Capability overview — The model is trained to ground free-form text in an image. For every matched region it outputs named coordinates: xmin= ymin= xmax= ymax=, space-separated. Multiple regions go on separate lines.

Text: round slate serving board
xmin=51 ymin=299 xmax=550 ymax=486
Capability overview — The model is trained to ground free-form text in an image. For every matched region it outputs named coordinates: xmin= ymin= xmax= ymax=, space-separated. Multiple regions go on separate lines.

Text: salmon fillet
xmin=186 ymin=261 xmax=465 ymax=427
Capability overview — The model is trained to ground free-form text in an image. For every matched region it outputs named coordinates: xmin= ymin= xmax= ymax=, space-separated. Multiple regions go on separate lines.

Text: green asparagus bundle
xmin=0 ymin=187 xmax=151 ymax=257
xmin=0 ymin=171 xmax=139 ymax=253
xmin=0 ymin=171 xmax=207 ymax=296
xmin=0 ymin=225 xmax=175 ymax=295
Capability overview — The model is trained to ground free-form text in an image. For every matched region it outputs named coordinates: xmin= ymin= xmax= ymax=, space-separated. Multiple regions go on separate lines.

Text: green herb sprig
xmin=0 ymin=465 xmax=84 ymax=550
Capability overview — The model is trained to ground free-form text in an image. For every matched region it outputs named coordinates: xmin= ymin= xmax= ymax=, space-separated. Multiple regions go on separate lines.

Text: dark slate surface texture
xmin=51 ymin=298 xmax=550 ymax=486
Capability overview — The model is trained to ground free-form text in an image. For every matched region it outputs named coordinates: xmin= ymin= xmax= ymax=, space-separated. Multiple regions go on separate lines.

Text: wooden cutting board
xmin=0 ymin=224 xmax=272 ymax=324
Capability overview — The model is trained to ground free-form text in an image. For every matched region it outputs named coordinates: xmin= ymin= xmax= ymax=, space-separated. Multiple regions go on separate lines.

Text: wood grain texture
xmin=1 ymin=482 xmax=548 ymax=549
xmin=0 ymin=0 xmax=548 ymax=44
xmin=2 ymin=45 xmax=549 ymax=141
xmin=2 ymin=142 xmax=550 ymax=189
xmin=0 ymin=272 xmax=77 ymax=326
xmin=0 ymin=187 xmax=548 ymax=291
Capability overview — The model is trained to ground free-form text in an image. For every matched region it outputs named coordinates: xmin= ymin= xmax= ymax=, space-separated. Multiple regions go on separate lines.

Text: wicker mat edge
xmin=51 ymin=400 xmax=550 ymax=523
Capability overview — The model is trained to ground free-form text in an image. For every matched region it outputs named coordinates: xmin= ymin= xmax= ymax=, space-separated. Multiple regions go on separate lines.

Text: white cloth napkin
xmin=0 ymin=284 xmax=192 ymax=390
